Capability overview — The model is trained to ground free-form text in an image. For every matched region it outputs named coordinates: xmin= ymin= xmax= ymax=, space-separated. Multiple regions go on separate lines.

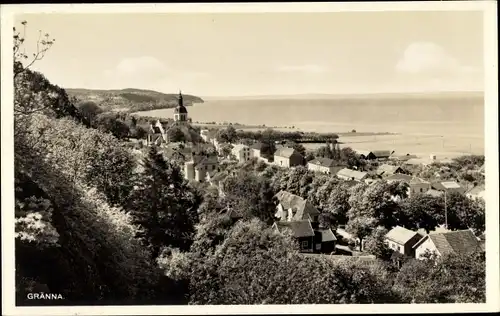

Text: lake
xmin=135 ymin=96 xmax=485 ymax=158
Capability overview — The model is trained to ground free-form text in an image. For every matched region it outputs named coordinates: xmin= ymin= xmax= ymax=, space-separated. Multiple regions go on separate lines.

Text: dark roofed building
xmin=413 ymin=229 xmax=481 ymax=259
xmin=376 ymin=164 xmax=404 ymax=177
xmin=274 ymin=190 xmax=320 ymax=223
xmin=371 ymin=150 xmax=394 ymax=159
xmin=273 ymin=220 xmax=315 ymax=253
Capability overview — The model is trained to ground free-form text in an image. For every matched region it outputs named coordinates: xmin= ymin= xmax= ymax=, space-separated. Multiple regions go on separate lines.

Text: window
xmin=420 ymin=188 xmax=423 ymax=192
xmin=301 ymin=241 xmax=308 ymax=249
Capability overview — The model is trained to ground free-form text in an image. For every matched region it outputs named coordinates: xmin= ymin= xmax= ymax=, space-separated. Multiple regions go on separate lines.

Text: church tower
xmin=173 ymin=90 xmax=188 ymax=122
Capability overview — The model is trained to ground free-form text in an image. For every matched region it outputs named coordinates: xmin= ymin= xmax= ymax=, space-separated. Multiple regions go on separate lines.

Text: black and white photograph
xmin=1 ymin=2 xmax=498 ymax=315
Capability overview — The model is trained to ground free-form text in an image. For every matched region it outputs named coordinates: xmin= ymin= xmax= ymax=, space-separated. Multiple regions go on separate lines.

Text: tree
xmin=219 ymin=143 xmax=233 ymax=158
xmin=221 ymin=172 xmax=276 ymax=224
xmin=216 ymin=126 xmax=237 ymax=143
xmin=400 ymin=193 xmax=444 ymax=233
xmin=347 ymin=180 xmax=407 ymax=231
xmin=393 ymin=252 xmax=485 ymax=303
xmin=346 ymin=216 xmax=377 ymax=250
xmin=167 ymin=126 xmax=187 ymax=143
xmin=14 ymin=20 xmax=54 ymax=78
xmin=94 ymin=113 xmax=130 ymax=139
xmin=445 ymin=191 xmax=485 ymax=234
xmin=128 ymin=146 xmax=202 ymax=258
xmin=314 ymin=145 xmax=334 ymax=159
xmin=76 ymin=101 xmax=103 ymax=126
xmin=340 ymin=147 xmax=362 ymax=169
xmin=364 ymin=226 xmax=393 ymax=261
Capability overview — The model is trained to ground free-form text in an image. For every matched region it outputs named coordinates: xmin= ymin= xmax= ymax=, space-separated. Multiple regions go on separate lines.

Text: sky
xmin=16 ymin=11 xmax=484 ymax=97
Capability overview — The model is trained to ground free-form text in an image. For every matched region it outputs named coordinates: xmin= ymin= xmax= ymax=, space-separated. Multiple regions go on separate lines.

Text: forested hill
xmin=66 ymin=88 xmax=204 ymax=113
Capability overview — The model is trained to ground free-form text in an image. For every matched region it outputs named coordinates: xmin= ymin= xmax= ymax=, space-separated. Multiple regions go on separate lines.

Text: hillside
xmin=66 ymin=88 xmax=204 ymax=113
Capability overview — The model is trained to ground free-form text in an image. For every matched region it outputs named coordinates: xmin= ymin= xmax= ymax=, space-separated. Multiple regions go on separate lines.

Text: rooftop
xmin=274 ymin=220 xmax=315 ymax=238
xmin=275 ymin=147 xmax=300 ymax=158
xmin=336 ymin=168 xmax=368 ymax=181
xmin=274 ymin=190 xmax=320 ymax=221
xmin=386 ymin=226 xmax=421 ymax=245
xmin=308 ymin=157 xmax=336 ymax=167
xmin=415 ymin=230 xmax=481 ymax=256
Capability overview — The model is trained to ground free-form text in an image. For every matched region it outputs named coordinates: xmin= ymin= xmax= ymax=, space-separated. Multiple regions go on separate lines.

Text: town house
xmin=273 ymin=147 xmax=304 ymax=168
xmin=273 ymin=190 xmax=336 ymax=253
xmin=231 ymin=143 xmax=252 ymax=163
xmin=412 ymin=229 xmax=481 ymax=260
xmin=376 ymin=164 xmax=404 ymax=177
xmin=184 ymin=153 xmax=219 ymax=182
xmin=336 ymin=168 xmax=368 ymax=182
xmin=307 ymin=157 xmax=343 ymax=174
xmin=385 ymin=226 xmax=423 ymax=258
xmin=385 ymin=174 xmax=431 ymax=197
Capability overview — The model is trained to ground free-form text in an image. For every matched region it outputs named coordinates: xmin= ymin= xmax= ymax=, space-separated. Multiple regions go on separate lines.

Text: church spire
xmin=178 ymin=90 xmax=183 ymax=107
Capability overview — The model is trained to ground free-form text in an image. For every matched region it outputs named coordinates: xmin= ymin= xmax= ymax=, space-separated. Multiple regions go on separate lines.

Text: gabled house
xmin=413 ymin=229 xmax=481 ymax=260
xmin=385 ymin=226 xmax=423 ymax=257
xmin=274 ymin=147 xmax=304 ymax=168
xmin=336 ymin=168 xmax=368 ymax=182
xmin=274 ymin=190 xmax=320 ymax=223
xmin=146 ymin=120 xmax=168 ymax=146
xmin=307 ymin=157 xmax=343 ymax=174
xmin=376 ymin=164 xmax=404 ymax=177
xmin=314 ymin=228 xmax=337 ymax=253
xmin=466 ymin=184 xmax=485 ymax=201
xmin=409 ymin=177 xmax=431 ymax=197
xmin=372 ymin=150 xmax=394 ymax=160
xmin=272 ymin=220 xmax=315 ymax=253
xmin=386 ymin=174 xmax=431 ymax=197
xmin=251 ymin=142 xmax=264 ymax=159
xmin=356 ymin=150 xmax=394 ymax=160
xmin=431 ymin=181 xmax=466 ymax=195
xmin=184 ymin=153 xmax=219 ymax=182
xmin=231 ymin=144 xmax=252 ymax=163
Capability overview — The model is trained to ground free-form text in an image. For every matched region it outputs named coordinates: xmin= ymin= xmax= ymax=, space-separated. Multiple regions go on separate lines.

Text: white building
xmin=231 ymin=144 xmax=252 ymax=163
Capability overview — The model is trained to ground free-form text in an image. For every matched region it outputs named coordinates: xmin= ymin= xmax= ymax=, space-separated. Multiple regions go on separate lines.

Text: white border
xmin=1 ymin=2 xmax=499 ymax=315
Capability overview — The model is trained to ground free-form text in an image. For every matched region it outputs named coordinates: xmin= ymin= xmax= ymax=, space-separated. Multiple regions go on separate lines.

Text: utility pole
xmin=444 ymin=190 xmax=448 ymax=229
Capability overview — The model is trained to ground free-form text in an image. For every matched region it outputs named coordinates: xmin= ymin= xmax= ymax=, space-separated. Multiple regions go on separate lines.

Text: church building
xmin=174 ymin=91 xmax=188 ymax=122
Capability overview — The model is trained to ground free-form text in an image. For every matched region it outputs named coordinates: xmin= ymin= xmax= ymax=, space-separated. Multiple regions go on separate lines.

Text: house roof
xmin=193 ymin=154 xmax=218 ymax=169
xmin=336 ymin=168 xmax=368 ymax=181
xmin=426 ymin=189 xmax=444 ymax=197
xmin=274 ymin=147 xmax=300 ymax=158
xmin=317 ymin=228 xmax=337 ymax=242
xmin=356 ymin=150 xmax=373 ymax=157
xmin=308 ymin=157 xmax=336 ymax=168
xmin=414 ymin=230 xmax=480 ymax=256
xmin=410 ymin=177 xmax=430 ymax=185
xmin=372 ymin=150 xmax=393 ymax=158
xmin=231 ymin=144 xmax=249 ymax=152
xmin=376 ymin=164 xmax=401 ymax=175
xmin=386 ymin=226 xmax=420 ymax=245
xmin=274 ymin=220 xmax=315 ymax=238
xmin=432 ymin=181 xmax=462 ymax=191
xmin=466 ymin=184 xmax=485 ymax=196
xmin=385 ymin=173 xmax=413 ymax=183
xmin=274 ymin=190 xmax=320 ymax=220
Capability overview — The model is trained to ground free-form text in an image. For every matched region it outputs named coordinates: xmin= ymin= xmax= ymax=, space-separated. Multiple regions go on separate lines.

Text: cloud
xmin=276 ymin=64 xmax=328 ymax=74
xmin=396 ymin=42 xmax=479 ymax=76
xmin=104 ymin=56 xmax=168 ymax=84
